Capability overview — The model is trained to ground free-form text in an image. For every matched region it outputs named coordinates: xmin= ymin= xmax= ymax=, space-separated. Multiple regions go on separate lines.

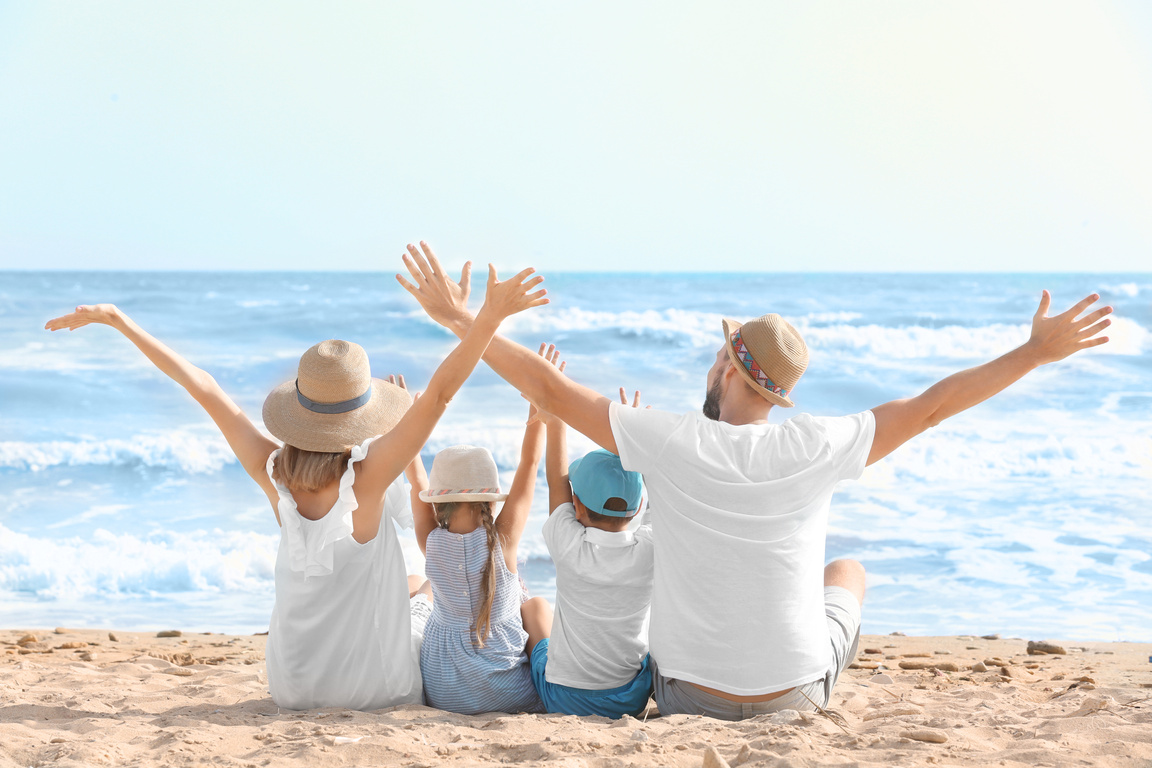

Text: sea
xmin=1 ymin=271 xmax=1149 ymax=641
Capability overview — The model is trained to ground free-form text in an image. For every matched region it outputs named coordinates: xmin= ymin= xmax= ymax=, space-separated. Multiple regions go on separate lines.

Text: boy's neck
xmin=579 ymin=514 xmax=632 ymax=533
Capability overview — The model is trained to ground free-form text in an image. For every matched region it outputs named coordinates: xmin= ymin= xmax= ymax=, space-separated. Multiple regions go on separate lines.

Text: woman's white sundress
xmin=265 ymin=436 xmax=423 ymax=711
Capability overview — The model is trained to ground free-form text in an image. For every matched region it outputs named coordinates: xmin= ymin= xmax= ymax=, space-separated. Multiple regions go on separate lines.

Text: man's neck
xmin=718 ymin=394 xmax=773 ymax=426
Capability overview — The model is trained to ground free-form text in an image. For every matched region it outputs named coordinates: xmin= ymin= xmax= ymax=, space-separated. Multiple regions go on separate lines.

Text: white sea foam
xmin=0 ymin=523 xmax=277 ymax=598
xmin=856 ymin=413 xmax=1152 ymax=488
xmin=499 ymin=307 xmax=726 ymax=349
xmin=0 ymin=521 xmax=427 ymax=601
xmin=489 ymin=309 xmax=1148 ymax=360
xmin=0 ymin=431 xmax=237 ymax=473
xmin=1101 ymin=282 xmax=1142 ymax=298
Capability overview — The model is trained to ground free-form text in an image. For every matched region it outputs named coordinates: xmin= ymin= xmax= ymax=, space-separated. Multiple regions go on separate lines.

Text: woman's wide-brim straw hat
xmin=262 ymin=340 xmax=411 ymax=453
xmin=721 ymin=314 xmax=809 ymax=408
xmin=419 ymin=445 xmax=509 ymax=504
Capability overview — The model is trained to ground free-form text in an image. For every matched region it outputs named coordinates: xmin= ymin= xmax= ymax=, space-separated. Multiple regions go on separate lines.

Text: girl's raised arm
xmin=45 ymin=304 xmax=280 ymax=508
xmin=493 ymin=401 xmax=545 ymax=573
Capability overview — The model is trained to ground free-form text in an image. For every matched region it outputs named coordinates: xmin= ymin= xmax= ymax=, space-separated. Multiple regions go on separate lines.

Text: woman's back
xmin=266 ymin=438 xmax=423 ymax=711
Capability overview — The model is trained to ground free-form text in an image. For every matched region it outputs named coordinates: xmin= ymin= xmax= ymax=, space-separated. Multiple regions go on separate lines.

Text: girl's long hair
xmin=434 ymin=501 xmax=498 ymax=648
xmin=272 ymin=444 xmax=352 ymax=492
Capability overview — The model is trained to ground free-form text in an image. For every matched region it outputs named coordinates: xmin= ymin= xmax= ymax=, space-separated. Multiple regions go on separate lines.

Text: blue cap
xmin=568 ymin=449 xmax=644 ymax=517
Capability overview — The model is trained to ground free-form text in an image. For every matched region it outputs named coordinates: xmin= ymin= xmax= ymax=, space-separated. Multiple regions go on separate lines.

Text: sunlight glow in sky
xmin=1 ymin=2 xmax=1149 ymax=271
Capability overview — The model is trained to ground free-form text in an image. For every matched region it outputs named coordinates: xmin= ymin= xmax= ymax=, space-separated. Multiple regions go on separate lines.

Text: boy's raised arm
xmin=527 ymin=344 xmax=574 ymax=514
xmin=397 ymin=242 xmax=618 ymax=455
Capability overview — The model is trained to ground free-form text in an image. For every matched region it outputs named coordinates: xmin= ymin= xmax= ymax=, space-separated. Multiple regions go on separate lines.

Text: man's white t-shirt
xmin=542 ymin=502 xmax=654 ymax=690
xmin=608 ymin=403 xmax=874 ymax=696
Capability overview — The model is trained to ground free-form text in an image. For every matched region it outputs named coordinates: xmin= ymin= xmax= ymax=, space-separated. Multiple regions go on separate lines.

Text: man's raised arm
xmin=396 ymin=241 xmax=619 ymax=454
xmin=868 ymin=290 xmax=1112 ymax=466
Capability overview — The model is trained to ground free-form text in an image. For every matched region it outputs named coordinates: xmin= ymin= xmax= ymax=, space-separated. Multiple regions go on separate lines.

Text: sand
xmin=2 ymin=628 xmax=1150 ymax=767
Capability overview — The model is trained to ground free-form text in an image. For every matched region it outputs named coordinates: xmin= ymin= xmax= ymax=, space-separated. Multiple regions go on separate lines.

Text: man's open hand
xmin=396 ymin=241 xmax=474 ymax=329
xmin=1025 ymin=291 xmax=1112 ymax=366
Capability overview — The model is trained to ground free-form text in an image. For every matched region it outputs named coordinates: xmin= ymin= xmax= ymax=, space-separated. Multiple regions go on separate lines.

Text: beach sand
xmin=2 ymin=628 xmax=1150 ymax=767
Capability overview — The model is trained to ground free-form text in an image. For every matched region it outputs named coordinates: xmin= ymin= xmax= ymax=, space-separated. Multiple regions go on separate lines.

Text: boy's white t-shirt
xmin=542 ymin=502 xmax=654 ymax=690
xmin=608 ymin=403 xmax=874 ymax=696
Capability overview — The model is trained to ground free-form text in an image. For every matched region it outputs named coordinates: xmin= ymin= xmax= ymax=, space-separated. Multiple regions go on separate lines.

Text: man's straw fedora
xmin=721 ymin=314 xmax=809 ymax=408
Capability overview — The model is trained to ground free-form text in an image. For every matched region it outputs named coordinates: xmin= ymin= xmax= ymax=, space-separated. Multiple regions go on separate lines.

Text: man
xmin=397 ymin=241 xmax=1112 ymax=720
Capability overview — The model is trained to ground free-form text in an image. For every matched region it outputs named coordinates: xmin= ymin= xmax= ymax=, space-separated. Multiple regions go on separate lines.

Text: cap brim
xmin=262 ymin=377 xmax=412 ymax=452
xmin=722 ymin=317 xmax=795 ymax=408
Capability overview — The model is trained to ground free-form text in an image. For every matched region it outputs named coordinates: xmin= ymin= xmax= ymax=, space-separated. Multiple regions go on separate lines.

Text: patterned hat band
xmin=730 ymin=330 xmax=790 ymax=397
xmin=427 ymin=488 xmax=501 ymax=497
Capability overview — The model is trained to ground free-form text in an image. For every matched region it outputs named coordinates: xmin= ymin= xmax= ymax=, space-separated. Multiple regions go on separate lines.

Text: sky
xmin=1 ymin=1 xmax=1150 ymax=272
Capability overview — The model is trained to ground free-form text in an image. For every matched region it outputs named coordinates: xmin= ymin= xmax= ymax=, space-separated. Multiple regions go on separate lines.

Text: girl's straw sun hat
xmin=721 ymin=314 xmax=809 ymax=408
xmin=262 ymin=340 xmax=411 ymax=453
xmin=419 ymin=445 xmax=509 ymax=504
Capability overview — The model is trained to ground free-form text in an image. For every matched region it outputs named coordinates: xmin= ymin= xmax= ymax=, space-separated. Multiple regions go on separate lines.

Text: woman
xmin=45 ymin=253 xmax=547 ymax=710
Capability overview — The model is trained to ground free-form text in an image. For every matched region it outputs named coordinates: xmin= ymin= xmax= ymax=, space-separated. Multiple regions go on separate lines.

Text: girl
xmin=45 ymin=254 xmax=546 ymax=711
xmin=412 ymin=350 xmax=559 ymax=714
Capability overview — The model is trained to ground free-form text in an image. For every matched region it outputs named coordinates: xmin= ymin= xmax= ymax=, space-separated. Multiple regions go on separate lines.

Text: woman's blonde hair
xmin=272 ymin=444 xmax=352 ymax=493
xmin=434 ymin=501 xmax=499 ymax=648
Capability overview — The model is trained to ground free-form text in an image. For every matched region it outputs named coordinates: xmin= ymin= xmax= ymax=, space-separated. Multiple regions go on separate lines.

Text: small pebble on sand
xmin=899 ymin=660 xmax=959 ymax=672
xmin=157 ymin=630 xmax=183 ymax=638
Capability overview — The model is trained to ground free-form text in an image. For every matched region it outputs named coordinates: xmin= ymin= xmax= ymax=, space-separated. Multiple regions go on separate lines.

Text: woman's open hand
xmin=45 ymin=304 xmax=123 ymax=332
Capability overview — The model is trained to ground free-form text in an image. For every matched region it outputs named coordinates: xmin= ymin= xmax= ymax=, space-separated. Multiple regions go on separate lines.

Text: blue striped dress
xmin=420 ymin=527 xmax=542 ymax=714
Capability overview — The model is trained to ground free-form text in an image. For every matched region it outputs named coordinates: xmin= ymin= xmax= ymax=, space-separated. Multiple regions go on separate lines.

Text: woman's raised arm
xmin=352 ymin=261 xmax=548 ymax=519
xmin=46 ymin=304 xmax=280 ymax=507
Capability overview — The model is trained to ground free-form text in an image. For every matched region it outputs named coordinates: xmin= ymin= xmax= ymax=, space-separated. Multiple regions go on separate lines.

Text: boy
xmin=531 ymin=389 xmax=654 ymax=719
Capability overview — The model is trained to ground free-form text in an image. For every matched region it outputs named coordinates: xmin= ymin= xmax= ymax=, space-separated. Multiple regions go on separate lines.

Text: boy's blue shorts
xmin=530 ymin=639 xmax=653 ymax=719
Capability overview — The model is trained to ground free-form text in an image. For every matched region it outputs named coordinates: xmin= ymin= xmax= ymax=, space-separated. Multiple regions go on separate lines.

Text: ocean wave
xmin=0 ymin=524 xmax=278 ymax=598
xmin=499 ymin=307 xmax=725 ymax=349
xmin=0 ymin=431 xmax=238 ymax=473
xmin=484 ymin=309 xmax=1148 ymax=359
xmin=857 ymin=416 xmax=1152 ymax=488
xmin=1101 ymin=282 xmax=1143 ymax=298
xmin=0 ymin=523 xmax=427 ymax=600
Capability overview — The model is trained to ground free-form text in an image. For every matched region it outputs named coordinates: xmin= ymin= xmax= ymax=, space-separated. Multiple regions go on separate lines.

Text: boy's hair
xmin=273 ymin=444 xmax=352 ymax=492
xmin=582 ymin=496 xmax=633 ymax=527
xmin=433 ymin=501 xmax=499 ymax=648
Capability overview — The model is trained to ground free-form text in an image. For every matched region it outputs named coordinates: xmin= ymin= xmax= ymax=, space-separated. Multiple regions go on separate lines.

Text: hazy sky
xmin=1 ymin=2 xmax=1150 ymax=272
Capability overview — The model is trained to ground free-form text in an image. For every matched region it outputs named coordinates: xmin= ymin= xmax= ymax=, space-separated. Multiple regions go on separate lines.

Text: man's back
xmin=609 ymin=404 xmax=875 ymax=695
